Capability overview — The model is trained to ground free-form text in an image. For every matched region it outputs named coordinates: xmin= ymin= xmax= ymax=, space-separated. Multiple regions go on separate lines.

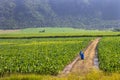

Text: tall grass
xmin=0 ymin=69 xmax=120 ymax=80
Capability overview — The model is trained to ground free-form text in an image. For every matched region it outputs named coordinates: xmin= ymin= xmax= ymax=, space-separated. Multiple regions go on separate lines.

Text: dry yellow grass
xmin=0 ymin=69 xmax=120 ymax=80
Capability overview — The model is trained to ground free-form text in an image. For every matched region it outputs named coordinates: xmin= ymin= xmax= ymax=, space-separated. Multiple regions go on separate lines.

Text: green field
xmin=0 ymin=28 xmax=119 ymax=38
xmin=98 ymin=37 xmax=120 ymax=72
xmin=0 ymin=28 xmax=120 ymax=80
xmin=0 ymin=38 xmax=93 ymax=76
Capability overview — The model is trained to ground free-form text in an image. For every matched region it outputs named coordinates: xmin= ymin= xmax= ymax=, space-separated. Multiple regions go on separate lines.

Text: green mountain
xmin=0 ymin=0 xmax=120 ymax=29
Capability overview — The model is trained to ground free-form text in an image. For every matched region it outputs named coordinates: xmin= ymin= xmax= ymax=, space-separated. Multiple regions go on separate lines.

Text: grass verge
xmin=0 ymin=69 xmax=120 ymax=80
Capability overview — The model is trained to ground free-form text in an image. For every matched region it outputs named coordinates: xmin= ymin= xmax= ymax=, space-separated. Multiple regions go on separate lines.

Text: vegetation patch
xmin=0 ymin=38 xmax=92 ymax=76
xmin=0 ymin=69 xmax=120 ymax=80
xmin=0 ymin=28 xmax=119 ymax=39
xmin=98 ymin=37 xmax=120 ymax=72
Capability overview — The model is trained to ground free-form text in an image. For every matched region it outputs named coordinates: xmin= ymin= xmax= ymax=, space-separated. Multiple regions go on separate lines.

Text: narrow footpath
xmin=58 ymin=38 xmax=101 ymax=77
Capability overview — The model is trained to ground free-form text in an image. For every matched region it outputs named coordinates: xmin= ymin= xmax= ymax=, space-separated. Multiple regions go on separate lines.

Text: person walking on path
xmin=79 ymin=51 xmax=84 ymax=60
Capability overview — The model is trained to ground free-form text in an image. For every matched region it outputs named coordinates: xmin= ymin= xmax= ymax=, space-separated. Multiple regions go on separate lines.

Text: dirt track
xmin=58 ymin=38 xmax=101 ymax=77
xmin=0 ymin=30 xmax=20 ymax=34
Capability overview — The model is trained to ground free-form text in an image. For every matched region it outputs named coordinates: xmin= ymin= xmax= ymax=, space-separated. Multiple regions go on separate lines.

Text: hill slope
xmin=0 ymin=0 xmax=120 ymax=29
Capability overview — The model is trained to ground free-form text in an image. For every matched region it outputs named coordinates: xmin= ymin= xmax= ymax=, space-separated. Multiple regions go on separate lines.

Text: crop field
xmin=0 ymin=28 xmax=120 ymax=80
xmin=0 ymin=38 xmax=92 ymax=76
xmin=98 ymin=37 xmax=120 ymax=72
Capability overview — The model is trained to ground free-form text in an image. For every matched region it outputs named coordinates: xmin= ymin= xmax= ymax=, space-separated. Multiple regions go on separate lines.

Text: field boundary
xmin=0 ymin=35 xmax=119 ymax=39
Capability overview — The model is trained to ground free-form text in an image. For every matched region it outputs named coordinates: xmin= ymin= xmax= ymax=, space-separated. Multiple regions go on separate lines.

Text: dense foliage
xmin=0 ymin=0 xmax=120 ymax=29
xmin=98 ymin=37 xmax=120 ymax=72
xmin=0 ymin=38 xmax=92 ymax=75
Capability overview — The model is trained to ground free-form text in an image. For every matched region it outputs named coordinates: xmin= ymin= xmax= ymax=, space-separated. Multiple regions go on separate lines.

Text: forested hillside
xmin=0 ymin=0 xmax=120 ymax=29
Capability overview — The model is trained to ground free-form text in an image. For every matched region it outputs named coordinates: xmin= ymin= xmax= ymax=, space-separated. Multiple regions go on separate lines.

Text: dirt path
xmin=58 ymin=38 xmax=101 ymax=77
xmin=0 ymin=30 xmax=20 ymax=34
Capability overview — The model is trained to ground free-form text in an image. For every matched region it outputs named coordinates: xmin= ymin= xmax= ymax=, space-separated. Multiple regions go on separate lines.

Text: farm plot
xmin=0 ymin=38 xmax=92 ymax=75
xmin=98 ymin=37 xmax=120 ymax=72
